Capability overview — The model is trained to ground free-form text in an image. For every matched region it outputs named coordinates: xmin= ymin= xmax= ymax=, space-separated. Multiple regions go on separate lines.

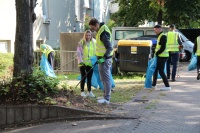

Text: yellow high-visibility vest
xmin=167 ymin=31 xmax=179 ymax=52
xmin=196 ymin=36 xmax=200 ymax=56
xmin=40 ymin=44 xmax=55 ymax=58
xmin=82 ymin=40 xmax=96 ymax=66
xmin=96 ymin=25 xmax=113 ymax=57
xmin=155 ymin=33 xmax=169 ymax=57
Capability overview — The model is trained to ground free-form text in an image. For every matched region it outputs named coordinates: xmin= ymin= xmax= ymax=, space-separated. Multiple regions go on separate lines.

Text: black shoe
xmin=197 ymin=73 xmax=200 ymax=80
xmin=171 ymin=79 xmax=176 ymax=82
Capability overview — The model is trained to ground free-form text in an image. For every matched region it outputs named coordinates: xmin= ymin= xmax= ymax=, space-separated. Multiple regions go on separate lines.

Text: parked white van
xmin=112 ymin=27 xmax=194 ymax=61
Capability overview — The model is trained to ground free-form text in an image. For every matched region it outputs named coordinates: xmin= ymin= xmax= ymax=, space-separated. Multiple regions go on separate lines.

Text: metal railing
xmin=34 ymin=50 xmax=79 ymax=73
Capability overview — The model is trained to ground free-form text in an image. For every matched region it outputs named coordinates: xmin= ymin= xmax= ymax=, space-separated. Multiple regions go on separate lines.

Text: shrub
xmin=0 ymin=68 xmax=60 ymax=105
xmin=0 ymin=53 xmax=13 ymax=79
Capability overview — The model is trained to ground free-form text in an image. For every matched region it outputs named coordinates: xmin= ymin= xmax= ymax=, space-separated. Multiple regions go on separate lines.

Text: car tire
xmin=185 ymin=51 xmax=191 ymax=61
xmin=112 ymin=57 xmax=118 ymax=75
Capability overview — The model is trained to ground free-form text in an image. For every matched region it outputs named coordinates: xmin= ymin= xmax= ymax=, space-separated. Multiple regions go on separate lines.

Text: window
xmin=115 ymin=30 xmax=144 ymax=40
xmin=146 ymin=30 xmax=156 ymax=35
xmin=0 ymin=42 xmax=8 ymax=53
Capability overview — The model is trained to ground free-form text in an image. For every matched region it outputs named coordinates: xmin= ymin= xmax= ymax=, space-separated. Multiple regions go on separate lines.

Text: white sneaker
xmin=97 ymin=98 xmax=110 ymax=104
xmin=81 ymin=92 xmax=86 ymax=97
xmin=160 ymin=87 xmax=171 ymax=91
xmin=97 ymin=96 xmax=104 ymax=100
xmin=152 ymin=86 xmax=157 ymax=89
xmin=87 ymin=91 xmax=96 ymax=98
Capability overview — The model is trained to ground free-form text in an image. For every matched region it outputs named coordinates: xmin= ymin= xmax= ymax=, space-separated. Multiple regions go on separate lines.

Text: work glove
xmin=98 ymin=58 xmax=105 ymax=64
xmin=78 ymin=62 xmax=85 ymax=67
xmin=154 ymin=52 xmax=158 ymax=57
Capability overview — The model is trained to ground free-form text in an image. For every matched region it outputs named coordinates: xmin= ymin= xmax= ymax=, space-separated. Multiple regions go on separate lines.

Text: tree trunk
xmin=157 ymin=9 xmax=162 ymax=25
xmin=14 ymin=0 xmax=36 ymax=77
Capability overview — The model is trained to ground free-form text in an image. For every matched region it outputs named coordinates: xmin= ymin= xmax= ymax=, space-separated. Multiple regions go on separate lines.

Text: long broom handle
xmin=75 ymin=61 xmax=98 ymax=89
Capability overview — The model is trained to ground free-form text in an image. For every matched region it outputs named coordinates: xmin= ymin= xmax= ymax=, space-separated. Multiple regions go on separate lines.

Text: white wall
xmin=0 ymin=0 xmax=112 ymax=53
xmin=0 ymin=0 xmax=16 ymax=53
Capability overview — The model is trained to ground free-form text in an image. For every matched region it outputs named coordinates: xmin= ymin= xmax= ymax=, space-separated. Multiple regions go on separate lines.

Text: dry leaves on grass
xmin=53 ymin=90 xmax=120 ymax=114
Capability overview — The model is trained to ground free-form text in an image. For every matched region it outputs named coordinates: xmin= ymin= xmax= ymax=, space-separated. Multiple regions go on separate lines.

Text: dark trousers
xmin=153 ymin=57 xmax=170 ymax=87
xmin=167 ymin=52 xmax=179 ymax=79
xmin=197 ymin=56 xmax=200 ymax=73
xmin=48 ymin=52 xmax=54 ymax=69
xmin=80 ymin=65 xmax=93 ymax=92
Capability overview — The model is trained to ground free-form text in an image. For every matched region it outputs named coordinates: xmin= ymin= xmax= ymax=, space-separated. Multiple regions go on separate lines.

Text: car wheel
xmin=185 ymin=51 xmax=191 ymax=61
xmin=112 ymin=57 xmax=118 ymax=75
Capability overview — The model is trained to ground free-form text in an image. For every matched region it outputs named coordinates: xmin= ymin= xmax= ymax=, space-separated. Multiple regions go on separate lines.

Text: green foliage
xmin=112 ymin=0 xmax=157 ymax=26
xmin=107 ymin=19 xmax=117 ymax=31
xmin=164 ymin=0 xmax=200 ymax=28
xmin=0 ymin=68 xmax=60 ymax=104
xmin=84 ymin=15 xmax=91 ymax=31
xmin=0 ymin=53 xmax=13 ymax=79
xmin=113 ymin=0 xmax=200 ymax=28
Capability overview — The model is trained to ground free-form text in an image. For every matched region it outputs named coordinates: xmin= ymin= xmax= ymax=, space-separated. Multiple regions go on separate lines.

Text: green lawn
xmin=57 ymin=73 xmax=144 ymax=104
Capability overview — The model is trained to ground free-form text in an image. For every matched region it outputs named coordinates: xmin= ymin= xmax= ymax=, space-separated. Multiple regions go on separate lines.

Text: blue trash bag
xmin=90 ymin=56 xmax=115 ymax=90
xmin=144 ymin=57 xmax=157 ymax=89
xmin=40 ymin=54 xmax=56 ymax=78
xmin=188 ymin=54 xmax=197 ymax=71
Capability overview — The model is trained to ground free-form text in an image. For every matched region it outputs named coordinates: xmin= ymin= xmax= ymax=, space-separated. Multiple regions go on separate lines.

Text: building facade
xmin=0 ymin=0 xmax=114 ymax=53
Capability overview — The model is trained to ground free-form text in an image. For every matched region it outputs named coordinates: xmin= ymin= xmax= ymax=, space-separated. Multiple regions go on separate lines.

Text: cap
xmin=154 ymin=24 xmax=162 ymax=28
xmin=169 ymin=24 xmax=175 ymax=28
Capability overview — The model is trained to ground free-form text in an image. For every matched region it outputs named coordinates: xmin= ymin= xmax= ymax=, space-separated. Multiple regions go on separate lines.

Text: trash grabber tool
xmin=75 ymin=61 xmax=98 ymax=89
xmin=176 ymin=53 xmax=180 ymax=78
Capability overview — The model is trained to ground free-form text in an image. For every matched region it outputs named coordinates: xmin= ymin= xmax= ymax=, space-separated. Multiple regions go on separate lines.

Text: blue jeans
xmin=167 ymin=52 xmax=179 ymax=79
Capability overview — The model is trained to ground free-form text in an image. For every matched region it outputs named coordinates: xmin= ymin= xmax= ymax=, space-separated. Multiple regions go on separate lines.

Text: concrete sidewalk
xmin=4 ymin=62 xmax=200 ymax=133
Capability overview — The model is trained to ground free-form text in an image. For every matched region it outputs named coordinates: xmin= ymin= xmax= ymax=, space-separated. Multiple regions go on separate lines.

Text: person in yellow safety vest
xmin=77 ymin=30 xmax=96 ymax=98
xmin=89 ymin=18 xmax=113 ymax=104
xmin=152 ymin=24 xmax=171 ymax=91
xmin=40 ymin=44 xmax=55 ymax=69
xmin=166 ymin=24 xmax=183 ymax=82
xmin=193 ymin=35 xmax=200 ymax=80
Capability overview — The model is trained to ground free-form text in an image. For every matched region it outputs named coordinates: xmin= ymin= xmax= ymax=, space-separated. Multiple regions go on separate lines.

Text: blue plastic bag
xmin=188 ymin=54 xmax=197 ymax=71
xmin=90 ymin=56 xmax=115 ymax=90
xmin=40 ymin=54 xmax=56 ymax=78
xmin=77 ymin=56 xmax=115 ymax=90
xmin=144 ymin=57 xmax=157 ymax=89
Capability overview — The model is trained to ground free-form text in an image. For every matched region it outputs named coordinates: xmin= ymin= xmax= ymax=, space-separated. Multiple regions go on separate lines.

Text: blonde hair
xmin=81 ymin=30 xmax=92 ymax=45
